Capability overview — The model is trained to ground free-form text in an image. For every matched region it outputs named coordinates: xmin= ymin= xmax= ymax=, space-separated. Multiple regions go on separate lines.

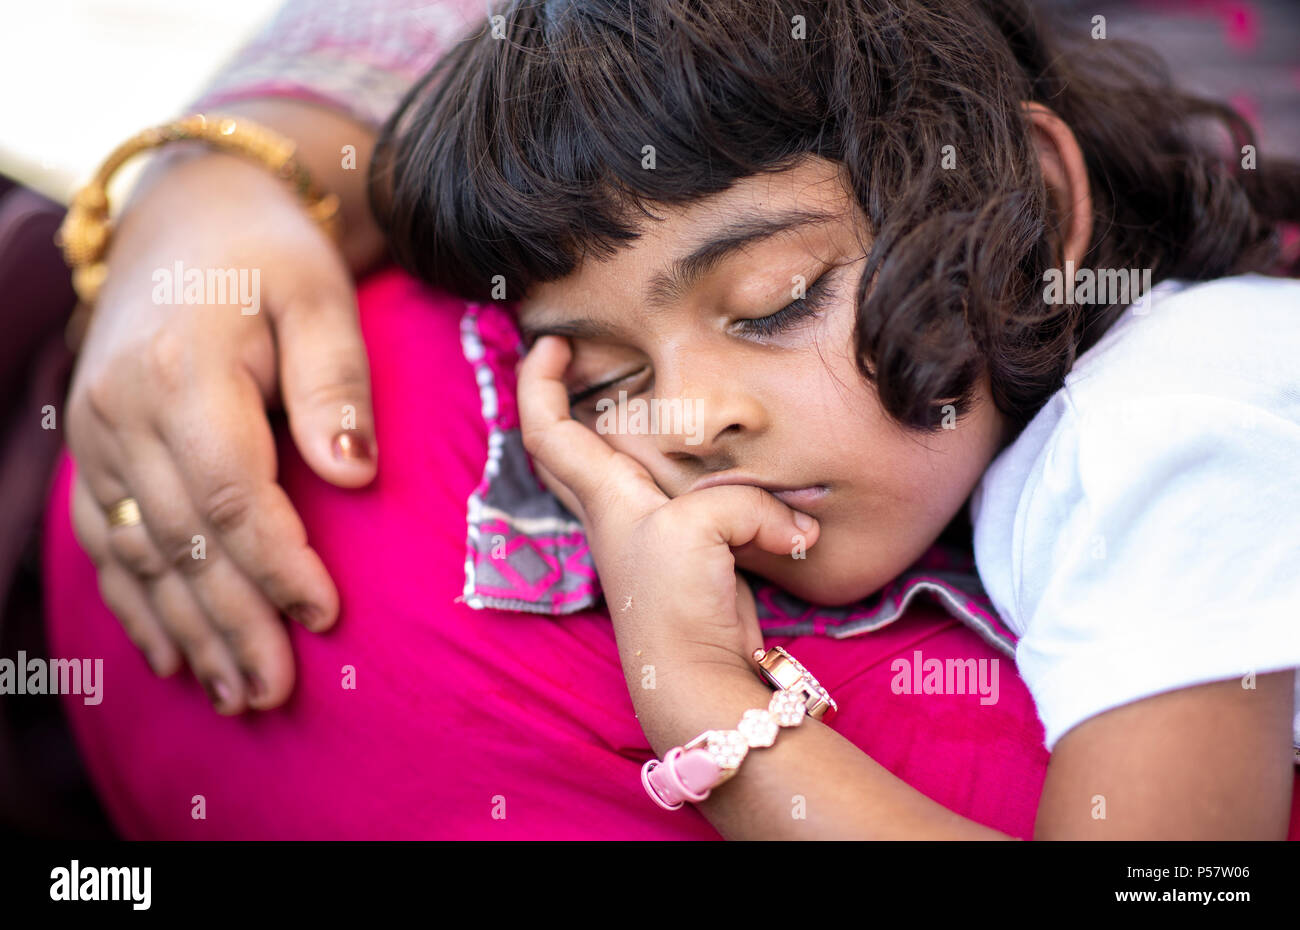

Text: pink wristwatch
xmin=641 ymin=646 xmax=837 ymax=810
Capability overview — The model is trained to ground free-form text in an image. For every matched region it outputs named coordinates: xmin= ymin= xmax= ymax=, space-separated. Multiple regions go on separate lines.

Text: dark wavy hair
xmin=369 ymin=0 xmax=1300 ymax=435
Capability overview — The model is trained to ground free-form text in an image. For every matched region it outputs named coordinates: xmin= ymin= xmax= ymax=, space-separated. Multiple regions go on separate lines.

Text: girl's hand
xmin=516 ymin=335 xmax=820 ymax=672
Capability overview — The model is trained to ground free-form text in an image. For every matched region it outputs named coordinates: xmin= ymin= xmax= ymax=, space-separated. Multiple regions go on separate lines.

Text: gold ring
xmin=107 ymin=497 xmax=143 ymax=528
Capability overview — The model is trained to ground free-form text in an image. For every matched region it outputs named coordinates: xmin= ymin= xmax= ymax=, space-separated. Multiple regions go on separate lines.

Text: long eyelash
xmin=739 ymin=268 xmax=838 ymax=338
xmin=568 ymin=368 xmax=645 ymax=406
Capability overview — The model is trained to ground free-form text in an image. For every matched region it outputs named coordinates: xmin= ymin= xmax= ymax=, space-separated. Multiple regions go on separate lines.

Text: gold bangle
xmin=55 ymin=113 xmax=342 ymax=343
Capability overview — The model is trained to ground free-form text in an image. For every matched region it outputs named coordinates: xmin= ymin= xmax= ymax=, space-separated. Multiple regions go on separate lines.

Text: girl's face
xmin=517 ymin=155 xmax=1008 ymax=605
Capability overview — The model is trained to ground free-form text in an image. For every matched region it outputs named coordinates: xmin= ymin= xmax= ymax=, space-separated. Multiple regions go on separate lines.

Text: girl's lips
xmin=685 ymin=473 xmax=829 ymax=510
xmin=769 ymin=485 xmax=829 ymax=510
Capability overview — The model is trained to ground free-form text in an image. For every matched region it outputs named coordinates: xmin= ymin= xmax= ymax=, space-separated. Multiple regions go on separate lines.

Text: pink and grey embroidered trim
xmin=458 ymin=303 xmax=600 ymax=615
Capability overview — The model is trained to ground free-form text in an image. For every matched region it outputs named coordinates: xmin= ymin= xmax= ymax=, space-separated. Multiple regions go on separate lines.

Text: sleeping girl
xmin=361 ymin=0 xmax=1300 ymax=838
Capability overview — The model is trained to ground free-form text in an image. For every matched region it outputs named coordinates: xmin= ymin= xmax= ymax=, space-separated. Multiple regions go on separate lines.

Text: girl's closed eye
xmin=734 ymin=264 xmax=841 ymax=338
xmin=568 ymin=365 xmax=650 ymax=408
xmin=566 ymin=264 xmax=843 ymax=409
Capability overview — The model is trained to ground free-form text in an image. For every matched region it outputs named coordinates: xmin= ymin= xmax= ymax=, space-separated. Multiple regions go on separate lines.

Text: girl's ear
xmin=1021 ymin=102 xmax=1094 ymax=268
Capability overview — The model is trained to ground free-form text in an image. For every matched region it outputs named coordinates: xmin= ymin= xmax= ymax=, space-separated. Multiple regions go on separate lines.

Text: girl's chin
xmin=735 ymin=551 xmax=887 ymax=607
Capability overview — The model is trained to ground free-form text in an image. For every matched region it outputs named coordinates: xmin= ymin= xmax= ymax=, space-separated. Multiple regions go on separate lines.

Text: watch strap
xmin=641 ymin=689 xmax=811 ymax=810
xmin=642 ymin=748 xmax=722 ymax=810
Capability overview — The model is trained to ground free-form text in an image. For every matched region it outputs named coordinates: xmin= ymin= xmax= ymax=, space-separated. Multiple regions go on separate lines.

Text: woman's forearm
xmin=122 ymin=1 xmax=488 ymax=273
xmin=219 ymin=97 xmax=386 ymax=275
xmin=123 ymin=97 xmax=386 ymax=276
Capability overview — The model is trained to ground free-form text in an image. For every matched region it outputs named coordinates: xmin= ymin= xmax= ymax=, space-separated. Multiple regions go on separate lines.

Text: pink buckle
xmin=642 ymin=747 xmax=722 ymax=810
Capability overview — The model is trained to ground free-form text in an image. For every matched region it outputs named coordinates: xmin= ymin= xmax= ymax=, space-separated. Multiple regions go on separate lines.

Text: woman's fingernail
xmin=246 ymin=671 xmax=268 ymax=704
xmin=206 ymin=678 xmax=232 ymax=710
xmin=793 ymin=511 xmax=814 ymax=532
xmin=331 ymin=432 xmax=373 ymax=463
xmin=287 ymin=602 xmax=323 ymax=630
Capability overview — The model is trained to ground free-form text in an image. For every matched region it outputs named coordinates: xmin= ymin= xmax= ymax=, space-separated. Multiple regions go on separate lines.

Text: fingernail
xmin=287 ymin=601 xmax=324 ymax=630
xmin=331 ymin=432 xmax=373 ymax=463
xmin=246 ymin=670 xmax=267 ymax=703
xmin=793 ymin=511 xmax=814 ymax=532
xmin=206 ymin=678 xmax=233 ymax=710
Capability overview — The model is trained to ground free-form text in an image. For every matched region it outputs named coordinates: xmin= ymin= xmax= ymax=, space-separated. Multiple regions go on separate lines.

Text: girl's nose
xmin=649 ymin=363 xmax=768 ymax=462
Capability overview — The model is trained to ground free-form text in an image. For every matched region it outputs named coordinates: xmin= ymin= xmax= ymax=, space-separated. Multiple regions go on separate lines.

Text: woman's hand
xmin=515 ymin=335 xmax=821 ymax=673
xmin=65 ymin=147 xmax=378 ymax=714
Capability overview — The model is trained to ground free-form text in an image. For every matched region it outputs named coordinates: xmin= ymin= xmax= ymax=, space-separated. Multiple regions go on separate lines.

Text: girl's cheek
xmin=592 ymin=430 xmax=676 ymax=494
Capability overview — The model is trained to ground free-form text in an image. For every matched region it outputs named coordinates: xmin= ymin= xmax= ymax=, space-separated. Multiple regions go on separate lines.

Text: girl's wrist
xmin=606 ymin=581 xmax=761 ymax=674
xmin=612 ymin=618 xmax=756 ymax=690
xmin=626 ymin=655 xmax=772 ymax=761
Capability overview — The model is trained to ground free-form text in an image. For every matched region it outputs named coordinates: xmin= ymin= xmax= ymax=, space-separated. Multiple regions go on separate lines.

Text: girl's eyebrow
xmin=642 ymin=208 xmax=839 ymax=309
xmin=519 ymin=207 xmax=838 ymax=342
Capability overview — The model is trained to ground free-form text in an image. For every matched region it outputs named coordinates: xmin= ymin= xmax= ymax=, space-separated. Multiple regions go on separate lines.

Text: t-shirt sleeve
xmin=1010 ymin=390 xmax=1300 ymax=752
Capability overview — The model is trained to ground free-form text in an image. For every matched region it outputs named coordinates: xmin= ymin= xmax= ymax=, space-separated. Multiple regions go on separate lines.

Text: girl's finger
xmin=531 ymin=456 xmax=586 ymax=522
xmin=683 ymin=484 xmax=821 ymax=557
xmin=516 ymin=335 xmax=625 ymax=506
xmin=733 ymin=574 xmax=766 ymax=663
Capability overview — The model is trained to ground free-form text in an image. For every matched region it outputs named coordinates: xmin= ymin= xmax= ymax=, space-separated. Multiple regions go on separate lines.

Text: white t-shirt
xmin=970 ymin=273 xmax=1300 ymax=755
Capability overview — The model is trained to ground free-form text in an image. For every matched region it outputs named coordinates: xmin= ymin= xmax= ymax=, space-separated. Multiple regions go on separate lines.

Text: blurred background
xmin=0 ymin=0 xmax=282 ymax=204
xmin=0 ymin=0 xmax=1296 ymax=839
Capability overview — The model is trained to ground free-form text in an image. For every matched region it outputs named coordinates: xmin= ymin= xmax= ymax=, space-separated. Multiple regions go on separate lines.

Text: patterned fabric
xmin=456 ymin=301 xmax=1019 ymax=660
xmin=189 ymin=0 xmax=488 ymax=127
